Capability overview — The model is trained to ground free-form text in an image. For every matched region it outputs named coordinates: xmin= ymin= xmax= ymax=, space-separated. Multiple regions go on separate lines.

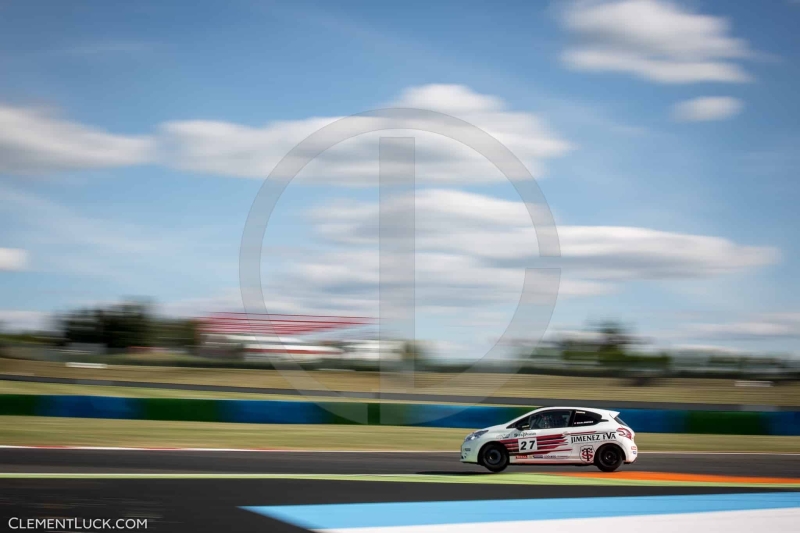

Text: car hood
xmin=474 ymin=423 xmax=515 ymax=437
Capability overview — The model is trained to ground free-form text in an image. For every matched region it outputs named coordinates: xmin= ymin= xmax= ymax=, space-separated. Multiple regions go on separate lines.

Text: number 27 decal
xmin=517 ymin=438 xmax=536 ymax=452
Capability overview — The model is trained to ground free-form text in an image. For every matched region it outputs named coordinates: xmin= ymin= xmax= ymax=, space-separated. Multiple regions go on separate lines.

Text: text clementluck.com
xmin=8 ymin=518 xmax=148 ymax=530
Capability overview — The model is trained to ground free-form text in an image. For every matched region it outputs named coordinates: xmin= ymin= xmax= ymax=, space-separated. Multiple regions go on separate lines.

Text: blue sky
xmin=1 ymin=0 xmax=799 ymax=358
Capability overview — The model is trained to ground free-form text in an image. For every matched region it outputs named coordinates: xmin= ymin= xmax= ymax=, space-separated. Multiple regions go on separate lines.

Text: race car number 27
xmin=517 ymin=438 xmax=537 ymax=452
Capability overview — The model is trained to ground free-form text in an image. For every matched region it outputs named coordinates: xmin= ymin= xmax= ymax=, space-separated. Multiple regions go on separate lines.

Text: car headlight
xmin=464 ymin=430 xmax=488 ymax=442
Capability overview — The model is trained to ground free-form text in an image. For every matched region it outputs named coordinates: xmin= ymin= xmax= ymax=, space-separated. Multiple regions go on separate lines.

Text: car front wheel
xmin=594 ymin=444 xmax=624 ymax=472
xmin=480 ymin=443 xmax=509 ymax=473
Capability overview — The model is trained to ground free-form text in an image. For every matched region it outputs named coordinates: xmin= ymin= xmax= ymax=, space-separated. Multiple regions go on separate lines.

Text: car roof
xmin=526 ymin=406 xmax=619 ymax=418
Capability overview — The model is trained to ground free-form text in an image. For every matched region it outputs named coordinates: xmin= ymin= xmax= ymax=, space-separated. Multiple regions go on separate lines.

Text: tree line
xmin=60 ymin=301 xmax=199 ymax=351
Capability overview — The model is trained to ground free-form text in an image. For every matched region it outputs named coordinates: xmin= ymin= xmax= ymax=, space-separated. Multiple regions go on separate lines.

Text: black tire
xmin=594 ymin=444 xmax=624 ymax=472
xmin=480 ymin=443 xmax=509 ymax=473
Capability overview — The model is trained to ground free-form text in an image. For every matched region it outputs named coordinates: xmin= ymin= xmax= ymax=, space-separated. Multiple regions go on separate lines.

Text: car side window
xmin=509 ymin=415 xmax=531 ymax=430
xmin=571 ymin=410 xmax=602 ymax=427
xmin=528 ymin=409 xmax=572 ymax=430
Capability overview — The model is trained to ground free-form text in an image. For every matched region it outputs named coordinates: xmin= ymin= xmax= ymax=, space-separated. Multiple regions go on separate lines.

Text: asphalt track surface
xmin=2 ymin=448 xmax=800 ymax=477
xmin=1 ymin=449 xmax=799 ymax=532
xmin=2 ymin=374 xmax=793 ymax=411
xmin=2 ymin=479 xmax=778 ymax=533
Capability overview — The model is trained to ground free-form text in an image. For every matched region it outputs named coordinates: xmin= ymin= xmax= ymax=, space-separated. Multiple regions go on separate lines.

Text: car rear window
xmin=572 ymin=410 xmax=601 ymax=426
xmin=614 ymin=415 xmax=629 ymax=427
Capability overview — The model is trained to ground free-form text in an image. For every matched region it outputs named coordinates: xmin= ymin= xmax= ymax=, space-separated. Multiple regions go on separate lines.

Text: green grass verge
xmin=3 ymin=357 xmax=799 ymax=406
xmin=0 ymin=416 xmax=465 ymax=450
xmin=1 ymin=416 xmax=799 ymax=452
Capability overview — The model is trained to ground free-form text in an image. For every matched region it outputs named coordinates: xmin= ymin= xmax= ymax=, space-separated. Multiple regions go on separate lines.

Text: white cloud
xmin=221 ymin=186 xmax=781 ymax=335
xmin=161 ymin=84 xmax=571 ymax=185
xmin=669 ymin=343 xmax=748 ymax=355
xmin=0 ymin=85 xmax=570 ymax=184
xmin=313 ymin=189 xmax=778 ymax=283
xmin=0 ymin=105 xmax=154 ymax=174
xmin=0 ymin=185 xmax=237 ymax=284
xmin=689 ymin=313 xmax=800 ymax=340
xmin=559 ymin=225 xmax=775 ymax=279
xmin=253 ymin=189 xmax=778 ymax=356
xmin=671 ymin=96 xmax=743 ymax=122
xmin=0 ymin=310 xmax=49 ymax=332
xmin=0 ymin=248 xmax=27 ymax=271
xmin=561 ymin=0 xmax=754 ymax=84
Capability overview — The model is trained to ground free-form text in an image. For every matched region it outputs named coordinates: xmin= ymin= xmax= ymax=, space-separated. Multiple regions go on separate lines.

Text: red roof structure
xmin=200 ymin=312 xmax=373 ymax=336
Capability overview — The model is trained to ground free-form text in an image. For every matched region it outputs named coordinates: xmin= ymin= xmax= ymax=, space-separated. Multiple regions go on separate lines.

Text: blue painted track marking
xmin=243 ymin=492 xmax=800 ymax=530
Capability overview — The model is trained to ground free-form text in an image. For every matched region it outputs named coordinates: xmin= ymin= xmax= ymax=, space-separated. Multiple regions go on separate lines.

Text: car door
xmin=512 ymin=409 xmax=574 ymax=463
xmin=566 ymin=409 xmax=605 ymax=464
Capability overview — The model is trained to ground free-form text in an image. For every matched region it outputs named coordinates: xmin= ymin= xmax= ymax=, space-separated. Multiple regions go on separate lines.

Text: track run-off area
xmin=1 ymin=447 xmax=799 ymax=532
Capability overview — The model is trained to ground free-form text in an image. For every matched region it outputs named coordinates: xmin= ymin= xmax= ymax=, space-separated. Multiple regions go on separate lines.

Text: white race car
xmin=460 ymin=406 xmax=637 ymax=473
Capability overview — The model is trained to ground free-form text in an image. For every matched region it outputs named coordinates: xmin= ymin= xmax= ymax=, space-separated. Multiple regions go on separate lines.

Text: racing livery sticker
xmin=501 ymin=434 xmax=572 ymax=456
xmin=570 ymin=431 xmax=616 ymax=444
xmin=517 ymin=438 xmax=537 ymax=453
xmin=535 ymin=434 xmax=570 ymax=453
xmin=580 ymin=446 xmax=594 ymax=463
xmin=617 ymin=427 xmax=632 ymax=439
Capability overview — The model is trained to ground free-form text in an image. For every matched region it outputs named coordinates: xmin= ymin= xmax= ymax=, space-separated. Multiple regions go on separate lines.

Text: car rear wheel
xmin=594 ymin=444 xmax=624 ymax=472
xmin=480 ymin=443 xmax=509 ymax=473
